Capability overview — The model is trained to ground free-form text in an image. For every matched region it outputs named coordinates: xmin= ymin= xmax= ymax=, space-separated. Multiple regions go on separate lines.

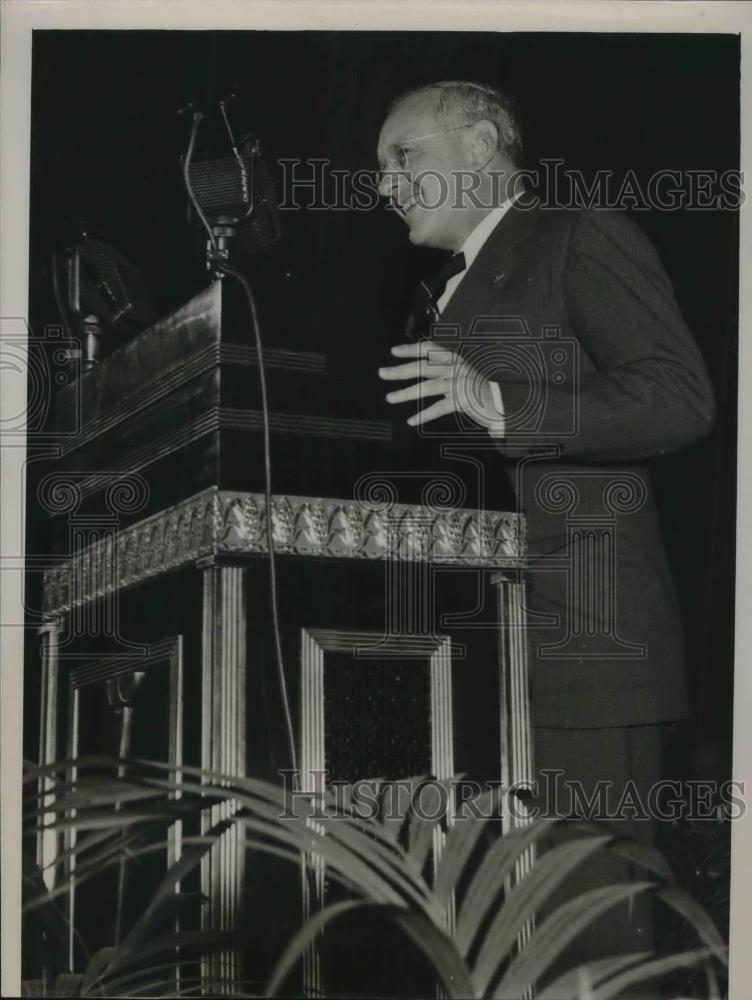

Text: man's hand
xmin=378 ymin=341 xmax=505 ymax=432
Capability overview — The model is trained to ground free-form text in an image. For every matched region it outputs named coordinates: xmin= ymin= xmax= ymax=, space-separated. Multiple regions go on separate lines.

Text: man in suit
xmin=376 ymin=80 xmax=716 ymax=969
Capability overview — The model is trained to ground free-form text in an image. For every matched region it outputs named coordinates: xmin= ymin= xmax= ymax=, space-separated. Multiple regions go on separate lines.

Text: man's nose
xmin=377 ymin=169 xmax=397 ymax=199
xmin=378 ymin=168 xmax=410 ymax=203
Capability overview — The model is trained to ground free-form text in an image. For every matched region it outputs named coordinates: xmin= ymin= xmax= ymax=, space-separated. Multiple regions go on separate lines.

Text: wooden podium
xmin=36 ymin=279 xmax=531 ymax=994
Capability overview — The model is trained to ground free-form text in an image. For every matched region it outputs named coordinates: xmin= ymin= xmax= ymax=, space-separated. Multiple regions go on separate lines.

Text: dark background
xmin=26 ymin=30 xmax=739 ymax=776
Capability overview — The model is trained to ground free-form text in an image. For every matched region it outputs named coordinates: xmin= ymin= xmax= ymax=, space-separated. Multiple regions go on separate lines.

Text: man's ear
xmin=467 ymin=119 xmax=499 ymax=168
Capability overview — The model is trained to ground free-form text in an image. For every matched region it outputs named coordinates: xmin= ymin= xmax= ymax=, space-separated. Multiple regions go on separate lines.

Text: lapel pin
xmin=494 ymin=270 xmax=506 ymax=283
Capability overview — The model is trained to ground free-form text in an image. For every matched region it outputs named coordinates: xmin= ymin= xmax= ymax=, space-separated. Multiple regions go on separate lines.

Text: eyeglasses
xmin=377 ymin=122 xmax=474 ymax=183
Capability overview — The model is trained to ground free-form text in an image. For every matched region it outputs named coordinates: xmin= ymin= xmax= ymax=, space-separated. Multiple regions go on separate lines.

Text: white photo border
xmin=1 ymin=1 xmax=750 ymax=996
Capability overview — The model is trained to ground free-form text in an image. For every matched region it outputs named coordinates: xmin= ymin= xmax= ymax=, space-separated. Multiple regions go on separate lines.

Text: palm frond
xmin=471 ymin=835 xmax=613 ymax=995
xmin=493 ymin=882 xmax=657 ymax=999
xmin=23 ymin=757 xmax=729 ymax=1000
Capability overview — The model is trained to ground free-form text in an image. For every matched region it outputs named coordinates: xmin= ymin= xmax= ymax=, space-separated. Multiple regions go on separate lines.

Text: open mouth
xmin=401 ymin=197 xmax=419 ymax=218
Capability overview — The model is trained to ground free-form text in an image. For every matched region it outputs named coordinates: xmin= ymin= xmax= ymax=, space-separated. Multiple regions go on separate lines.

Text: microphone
xmin=234 ymin=148 xmax=281 ymax=255
xmin=51 ymin=235 xmax=156 ymax=366
xmin=181 ymin=97 xmax=281 ymax=271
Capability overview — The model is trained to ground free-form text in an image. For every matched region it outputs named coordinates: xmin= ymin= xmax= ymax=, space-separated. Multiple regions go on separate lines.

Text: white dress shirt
xmin=436 ymin=196 xmax=517 ymax=313
xmin=436 ymin=196 xmax=518 ymax=420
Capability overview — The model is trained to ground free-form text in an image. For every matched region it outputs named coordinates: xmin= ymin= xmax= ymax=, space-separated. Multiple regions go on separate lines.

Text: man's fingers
xmin=378 ymin=359 xmax=453 ymax=381
xmin=407 ymin=396 xmax=457 ymax=426
xmin=385 ymin=378 xmax=448 ymax=405
xmin=391 ymin=341 xmax=435 ymax=357
xmin=390 ymin=341 xmax=428 ymax=357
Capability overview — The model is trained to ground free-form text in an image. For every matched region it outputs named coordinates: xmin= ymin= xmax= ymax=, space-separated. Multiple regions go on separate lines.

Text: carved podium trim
xmin=43 ymin=487 xmax=525 ymax=614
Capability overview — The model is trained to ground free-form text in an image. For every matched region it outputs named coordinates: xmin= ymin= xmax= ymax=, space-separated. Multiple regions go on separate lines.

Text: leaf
xmin=93 ymin=933 xmax=238 ymax=995
xmin=379 ymin=780 xmax=414 ymax=843
xmin=323 ymin=814 xmax=424 ymax=887
xmin=591 ymin=947 xmax=716 ymax=1000
xmin=240 ymin=833 xmax=368 ymax=900
xmin=606 ymin=836 xmax=676 ymax=885
xmin=655 ymin=885 xmax=728 ymax=963
xmin=190 ymin=767 xmax=426 ymax=899
xmin=52 ymin=972 xmax=86 ymax=997
xmin=109 ymin=890 xmax=206 ymax=964
xmin=80 ymin=946 xmax=118 ymax=994
xmin=24 ymin=827 xmax=167 ymax=912
xmin=538 ymin=951 xmax=653 ymax=999
xmin=567 ymin=822 xmax=677 ymax=885
xmin=135 ymin=762 xmax=432 ymax=878
xmin=108 ymin=817 xmax=233 ymax=972
xmin=119 ymin=928 xmax=233 ymax=968
xmin=406 ymin=807 xmax=438 ymax=878
xmin=37 ymin=809 xmax=178 ymax=833
xmin=493 ymin=881 xmax=655 ymax=999
xmin=21 ymin=852 xmax=69 ymax=947
xmin=131 ymin=759 xmax=295 ymax=812
xmin=21 ymin=980 xmax=45 ymax=997
xmin=37 ymin=827 xmax=123 ymax=878
xmin=265 ymin=899 xmax=371 ymax=995
xmin=235 ymin=813 xmax=410 ymax=909
xmin=114 ymin=970 xmax=256 ymax=998
xmin=705 ymin=959 xmax=721 ymax=1000
xmin=433 ymin=786 xmax=499 ymax=904
xmin=455 ymin=818 xmax=557 ymax=956
xmin=47 ymin=820 xmax=162 ymax=875
xmin=134 ymin=757 xmax=401 ymax=841
xmin=265 ymin=899 xmax=476 ymax=1000
xmin=25 ymin=754 xmax=118 ymax=784
xmin=390 ymin=908 xmax=477 ymax=999
xmin=322 ymin=813 xmax=430 ymax=904
xmin=36 ymin=784 xmax=165 ymax=816
xmin=471 ymin=835 xmax=612 ymax=996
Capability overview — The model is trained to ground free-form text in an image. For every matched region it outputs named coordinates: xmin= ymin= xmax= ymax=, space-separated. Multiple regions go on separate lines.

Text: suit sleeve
xmin=493 ymin=210 xmax=716 ymax=461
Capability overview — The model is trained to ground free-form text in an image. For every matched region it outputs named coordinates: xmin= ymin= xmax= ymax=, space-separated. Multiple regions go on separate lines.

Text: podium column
xmin=492 ymin=568 xmax=535 ymax=964
xmin=37 ymin=617 xmax=63 ymax=891
xmin=492 ymin=569 xmax=533 ymax=827
xmin=199 ymin=558 xmax=247 ymax=990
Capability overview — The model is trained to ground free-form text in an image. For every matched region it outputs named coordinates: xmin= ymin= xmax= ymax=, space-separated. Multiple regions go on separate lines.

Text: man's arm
xmin=490 ymin=210 xmax=716 ymax=461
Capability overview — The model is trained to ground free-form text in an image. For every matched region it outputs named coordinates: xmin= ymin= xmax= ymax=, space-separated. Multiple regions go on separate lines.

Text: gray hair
xmin=388 ymin=80 xmax=523 ymax=165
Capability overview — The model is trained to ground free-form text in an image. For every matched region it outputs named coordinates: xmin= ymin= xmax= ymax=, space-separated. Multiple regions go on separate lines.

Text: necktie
xmin=404 ymin=251 xmax=467 ymax=341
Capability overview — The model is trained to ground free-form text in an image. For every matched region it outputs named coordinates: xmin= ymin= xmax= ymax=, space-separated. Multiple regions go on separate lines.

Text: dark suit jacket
xmin=434 ymin=200 xmax=715 ymax=728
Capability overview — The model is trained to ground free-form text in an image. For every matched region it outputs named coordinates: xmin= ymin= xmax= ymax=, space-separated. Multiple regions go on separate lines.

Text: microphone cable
xmin=181 ymin=114 xmax=299 ymax=782
xmin=217 ymin=260 xmax=299 ymax=783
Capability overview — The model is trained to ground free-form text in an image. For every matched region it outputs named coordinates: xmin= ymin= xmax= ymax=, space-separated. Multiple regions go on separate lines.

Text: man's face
xmin=377 ymin=94 xmax=472 ymax=251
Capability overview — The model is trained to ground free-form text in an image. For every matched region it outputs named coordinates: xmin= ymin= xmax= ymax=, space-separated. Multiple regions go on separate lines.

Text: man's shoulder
xmin=517 ymin=204 xmax=662 ymax=281
xmin=532 ymin=203 xmax=649 ymax=243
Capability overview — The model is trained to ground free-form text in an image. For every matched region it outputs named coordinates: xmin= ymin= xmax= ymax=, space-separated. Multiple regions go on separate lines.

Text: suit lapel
xmin=438 ymin=199 xmax=542 ymax=327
